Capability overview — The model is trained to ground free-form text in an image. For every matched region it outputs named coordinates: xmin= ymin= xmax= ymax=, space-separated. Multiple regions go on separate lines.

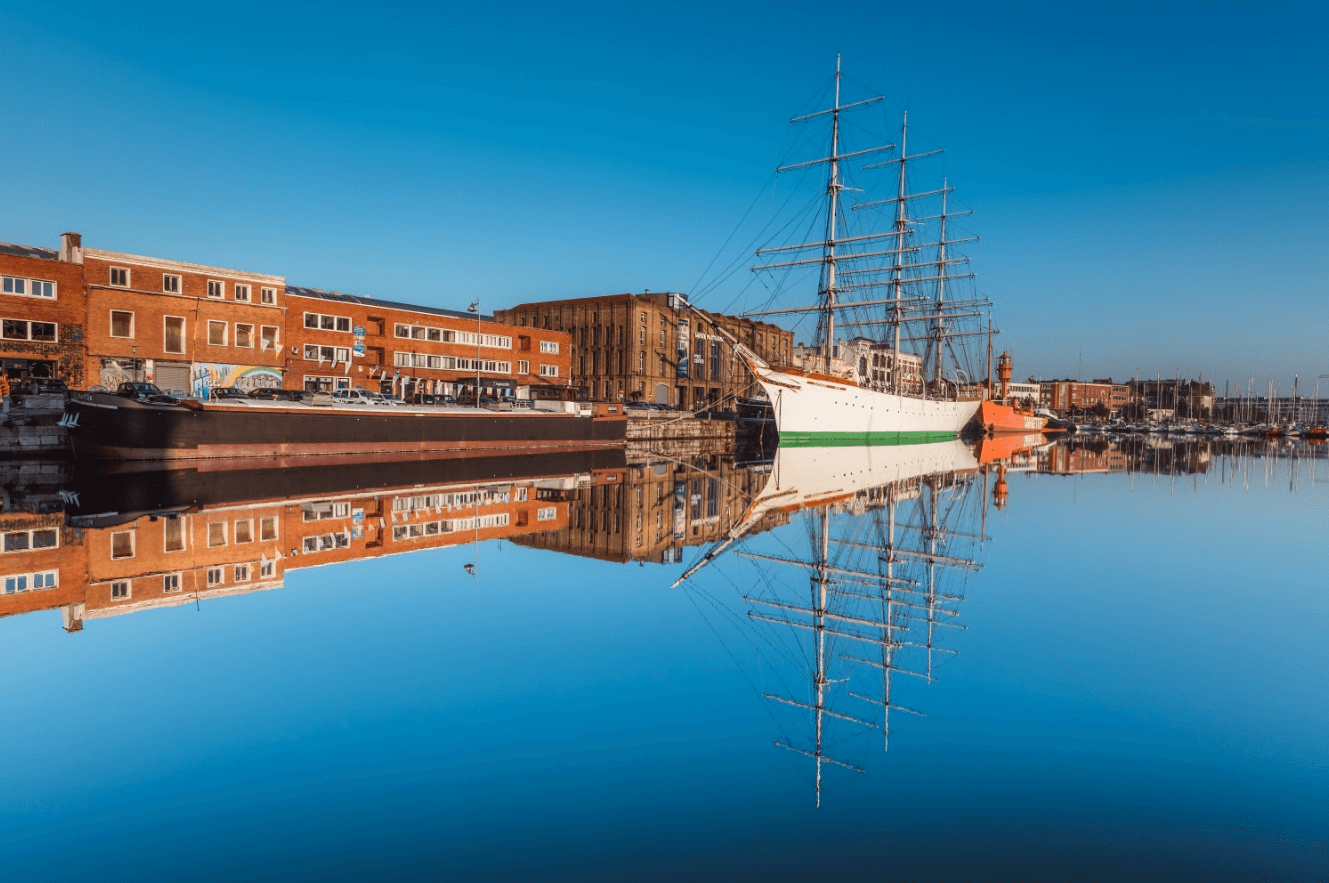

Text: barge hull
xmin=64 ymin=396 xmax=626 ymax=461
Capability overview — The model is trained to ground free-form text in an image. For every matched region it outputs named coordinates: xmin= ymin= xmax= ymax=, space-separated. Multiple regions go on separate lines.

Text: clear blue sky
xmin=2 ymin=1 xmax=1325 ymax=389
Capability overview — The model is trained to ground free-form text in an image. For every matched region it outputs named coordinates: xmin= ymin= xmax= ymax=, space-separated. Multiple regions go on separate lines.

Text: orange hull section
xmin=979 ymin=400 xmax=1052 ymax=434
xmin=977 ymin=432 xmax=1047 ymax=465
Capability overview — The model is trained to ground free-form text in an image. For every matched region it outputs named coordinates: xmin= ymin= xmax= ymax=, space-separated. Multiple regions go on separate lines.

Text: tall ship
xmin=724 ymin=59 xmax=992 ymax=446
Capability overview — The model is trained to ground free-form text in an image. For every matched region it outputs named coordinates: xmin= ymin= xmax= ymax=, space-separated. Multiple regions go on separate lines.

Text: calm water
xmin=2 ymin=437 xmax=1325 ymax=881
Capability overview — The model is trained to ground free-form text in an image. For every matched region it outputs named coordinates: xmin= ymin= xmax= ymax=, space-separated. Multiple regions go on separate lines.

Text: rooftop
xmin=0 ymin=241 xmax=59 ymax=261
xmin=286 ymin=285 xmax=494 ymax=322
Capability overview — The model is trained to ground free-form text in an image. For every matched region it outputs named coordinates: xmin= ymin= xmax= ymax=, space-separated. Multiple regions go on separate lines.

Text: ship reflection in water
xmin=1 ymin=433 xmax=1325 ymax=819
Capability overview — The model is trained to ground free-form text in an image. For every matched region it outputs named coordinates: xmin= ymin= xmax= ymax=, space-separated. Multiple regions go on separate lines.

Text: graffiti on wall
xmin=99 ymin=358 xmax=151 ymax=389
xmin=192 ymin=363 xmax=283 ymax=398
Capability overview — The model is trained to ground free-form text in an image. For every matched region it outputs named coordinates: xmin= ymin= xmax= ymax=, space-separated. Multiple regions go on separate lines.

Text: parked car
xmin=247 ymin=388 xmax=313 ymax=403
xmin=329 ymin=388 xmax=380 ymax=405
xmin=14 ymin=377 xmax=69 ymax=396
xmin=410 ymin=393 xmax=458 ymax=406
xmin=377 ymin=394 xmax=409 ymax=406
xmin=114 ymin=382 xmax=173 ymax=402
xmin=209 ymin=387 xmax=251 ymax=401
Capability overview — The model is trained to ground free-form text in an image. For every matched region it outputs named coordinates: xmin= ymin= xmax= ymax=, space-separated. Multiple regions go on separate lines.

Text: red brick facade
xmin=285 ymin=288 xmax=572 ymax=399
xmin=0 ymin=239 xmax=88 ymax=387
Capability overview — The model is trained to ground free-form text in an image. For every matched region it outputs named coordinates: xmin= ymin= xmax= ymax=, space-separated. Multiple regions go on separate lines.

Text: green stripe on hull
xmin=779 ymin=430 xmax=958 ymax=448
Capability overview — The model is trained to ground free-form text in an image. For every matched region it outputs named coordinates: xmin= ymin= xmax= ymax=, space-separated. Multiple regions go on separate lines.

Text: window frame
xmin=260 ymin=325 xmax=279 ymax=352
xmin=110 ymin=580 xmax=131 ymax=600
xmin=110 ymin=530 xmax=135 ymax=560
xmin=162 ymin=273 xmax=181 ymax=293
xmin=109 ymin=267 xmax=130 ymax=288
xmin=2 ymin=275 xmax=57 ymax=299
xmin=234 ymin=322 xmax=255 ymax=349
xmin=162 ymin=517 xmax=186 ymax=553
xmin=260 ymin=287 xmax=277 ymax=305
xmin=207 ymin=521 xmax=227 ymax=548
xmin=233 ymin=283 xmax=251 ymax=303
xmin=163 ymin=315 xmax=186 ymax=354
xmin=109 ymin=310 xmax=135 ymax=339
xmin=233 ymin=518 xmax=254 ymax=544
xmin=207 ymin=320 xmax=228 ymax=347
xmin=163 ymin=573 xmax=182 ymax=594
xmin=207 ymin=280 xmax=225 ymax=299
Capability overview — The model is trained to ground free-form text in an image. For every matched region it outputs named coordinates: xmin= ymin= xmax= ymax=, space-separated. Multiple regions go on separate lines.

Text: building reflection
xmin=512 ymin=451 xmax=789 ymax=564
xmin=1 ymin=451 xmax=627 ymax=630
xmin=0 ymin=447 xmax=787 ymax=630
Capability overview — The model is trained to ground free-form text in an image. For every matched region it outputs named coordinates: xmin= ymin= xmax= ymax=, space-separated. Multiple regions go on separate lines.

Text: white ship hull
xmin=745 ymin=360 xmax=982 ymax=446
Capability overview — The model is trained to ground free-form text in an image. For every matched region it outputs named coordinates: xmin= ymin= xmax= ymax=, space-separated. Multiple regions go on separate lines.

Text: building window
xmin=234 ymin=323 xmax=254 ymax=348
xmin=518 ymin=360 xmax=529 ymax=374
xmin=539 ymin=364 xmax=559 ymax=377
xmin=234 ymin=284 xmax=251 ymax=302
xmin=208 ymin=320 xmax=228 ymax=346
xmin=260 ymin=325 xmax=279 ymax=352
xmin=207 ymin=522 xmax=227 ymax=547
xmin=540 ymin=341 xmax=559 ymax=354
xmin=207 ymin=280 xmax=224 ymax=298
xmin=111 ymin=581 xmax=130 ymax=600
xmin=638 ymin=351 xmax=645 ymax=374
xmin=163 ymin=573 xmax=181 ymax=593
xmin=260 ymin=516 xmax=278 ymax=541
xmin=163 ymin=316 xmax=186 ymax=354
xmin=1 ymin=319 xmax=57 ymax=342
xmin=260 ymin=287 xmax=277 ymax=305
xmin=233 ymin=564 xmax=250 ymax=582
xmin=163 ymin=517 xmax=186 ymax=552
xmin=537 ymin=506 xmax=556 ymax=521
xmin=304 ymin=312 xmax=352 ymax=333
xmin=109 ymin=267 xmax=129 ymax=287
xmin=163 ymin=274 xmax=181 ymax=293
xmin=234 ymin=519 xmax=253 ymax=544
xmin=3 ymin=570 xmax=59 ymax=594
xmin=110 ymin=530 xmax=134 ymax=559
xmin=110 ymin=310 xmax=134 ymax=338
xmin=207 ymin=567 xmax=223 ymax=587
xmin=2 ymin=527 xmax=59 ymax=553
xmin=304 ymin=344 xmax=349 ymax=363
xmin=2 ymin=276 xmax=56 ymax=299
xmin=260 ymin=560 xmax=275 ymax=578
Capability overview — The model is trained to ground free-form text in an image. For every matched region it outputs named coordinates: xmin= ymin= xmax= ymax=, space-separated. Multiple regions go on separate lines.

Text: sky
xmin=1 ymin=1 xmax=1325 ymax=390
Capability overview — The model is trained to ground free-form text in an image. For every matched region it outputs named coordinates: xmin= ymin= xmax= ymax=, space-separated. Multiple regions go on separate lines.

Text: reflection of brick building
xmin=285 ymin=287 xmax=572 ymax=400
xmin=513 ymin=454 xmax=786 ymax=564
xmin=496 ymin=293 xmax=792 ymax=409
xmin=0 ymin=237 xmax=89 ymax=387
xmin=0 ymin=470 xmax=601 ymax=630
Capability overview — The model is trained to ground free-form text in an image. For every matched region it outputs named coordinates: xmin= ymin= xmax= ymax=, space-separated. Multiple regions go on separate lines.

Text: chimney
xmin=59 ymin=232 xmax=83 ymax=264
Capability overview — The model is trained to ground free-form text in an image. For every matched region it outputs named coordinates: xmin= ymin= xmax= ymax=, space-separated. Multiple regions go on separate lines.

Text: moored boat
xmin=61 ymin=384 xmax=625 ymax=461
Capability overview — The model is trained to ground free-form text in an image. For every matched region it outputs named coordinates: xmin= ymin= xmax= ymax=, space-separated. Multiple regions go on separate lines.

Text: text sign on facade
xmin=676 ymin=318 xmax=690 ymax=379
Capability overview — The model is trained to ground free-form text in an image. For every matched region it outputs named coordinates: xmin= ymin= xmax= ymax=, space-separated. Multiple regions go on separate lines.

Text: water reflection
xmin=1 ymin=434 xmax=1324 ymax=801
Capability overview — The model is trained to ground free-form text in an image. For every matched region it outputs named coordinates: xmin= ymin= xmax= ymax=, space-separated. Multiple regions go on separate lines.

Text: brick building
xmin=1039 ymin=379 xmax=1117 ymax=414
xmin=0 ymin=236 xmax=88 ymax=387
xmin=80 ymin=242 xmax=288 ymax=393
xmin=286 ymin=287 xmax=572 ymax=400
xmin=495 ymin=292 xmax=793 ymax=409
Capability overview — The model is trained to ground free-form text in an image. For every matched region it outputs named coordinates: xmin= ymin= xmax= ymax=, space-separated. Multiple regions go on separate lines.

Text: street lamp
xmin=467 ymin=300 xmax=481 ymax=408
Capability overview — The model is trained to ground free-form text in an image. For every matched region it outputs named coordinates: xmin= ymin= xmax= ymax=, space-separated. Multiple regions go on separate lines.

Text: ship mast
xmin=891 ymin=113 xmax=908 ymax=392
xmin=820 ymin=56 xmax=843 ymax=374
